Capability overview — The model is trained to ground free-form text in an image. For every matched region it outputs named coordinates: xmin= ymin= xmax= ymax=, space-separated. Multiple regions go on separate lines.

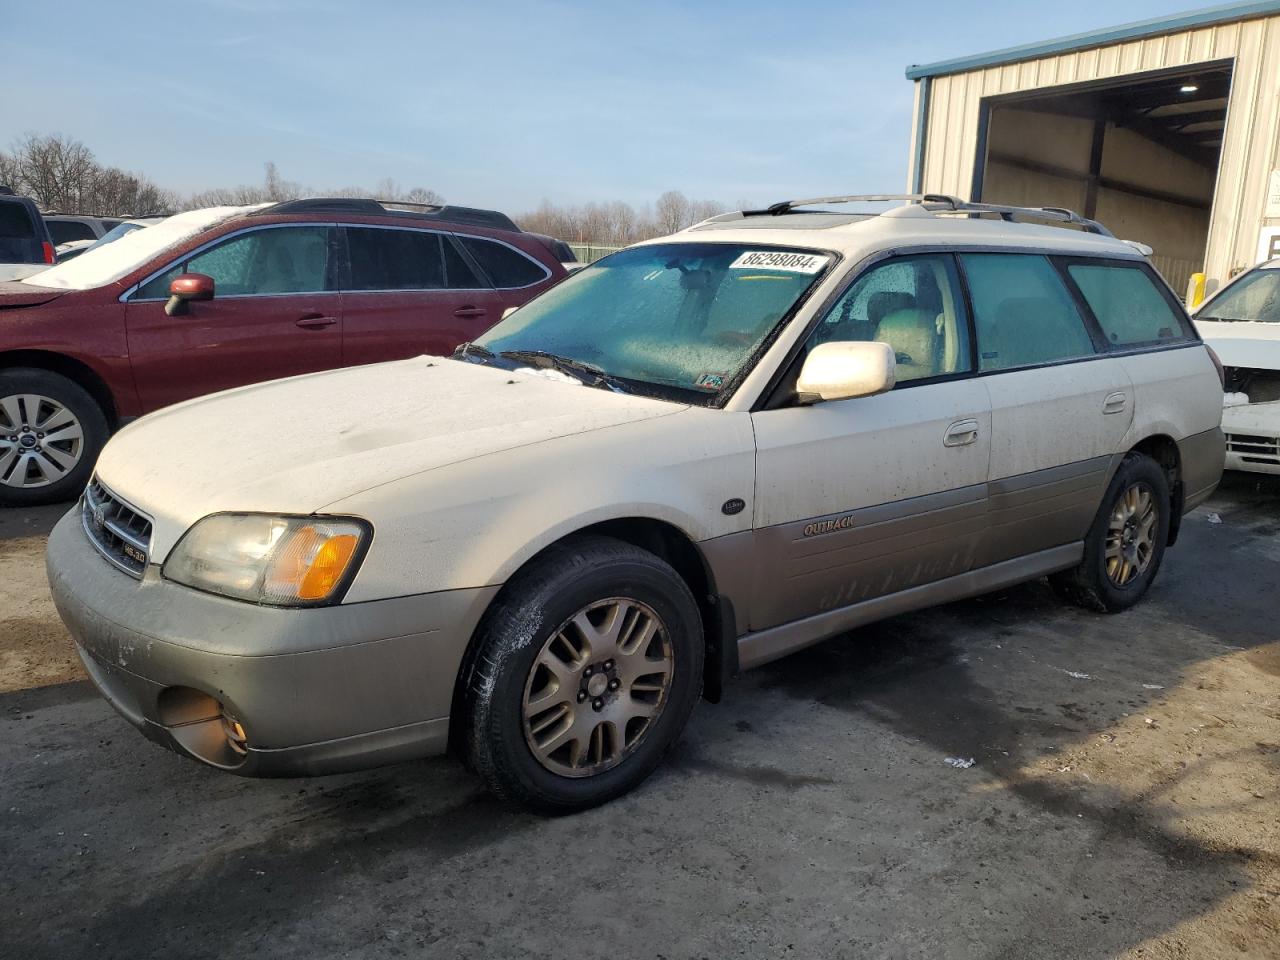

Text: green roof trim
xmin=905 ymin=0 xmax=1280 ymax=80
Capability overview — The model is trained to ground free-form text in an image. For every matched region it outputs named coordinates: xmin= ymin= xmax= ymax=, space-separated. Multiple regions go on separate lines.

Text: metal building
xmin=905 ymin=1 xmax=1280 ymax=297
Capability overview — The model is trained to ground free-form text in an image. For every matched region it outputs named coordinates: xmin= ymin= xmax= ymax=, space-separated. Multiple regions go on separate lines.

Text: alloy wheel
xmin=521 ymin=597 xmax=674 ymax=778
xmin=1105 ymin=482 xmax=1158 ymax=587
xmin=0 ymin=394 xmax=85 ymax=489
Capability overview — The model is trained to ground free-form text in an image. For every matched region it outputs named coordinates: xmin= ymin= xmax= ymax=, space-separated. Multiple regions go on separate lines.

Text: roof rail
xmin=743 ymin=193 xmax=1113 ymax=236
xmin=254 ymin=197 xmax=520 ymax=232
xmin=744 ymin=194 xmax=960 ymax=216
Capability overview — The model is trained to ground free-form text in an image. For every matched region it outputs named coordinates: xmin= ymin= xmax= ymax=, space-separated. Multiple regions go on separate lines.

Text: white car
xmin=1193 ymin=258 xmax=1280 ymax=473
xmin=47 ymin=195 xmax=1225 ymax=811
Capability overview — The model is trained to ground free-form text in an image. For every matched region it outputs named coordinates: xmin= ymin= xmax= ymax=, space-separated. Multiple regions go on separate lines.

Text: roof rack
xmin=254 ymin=197 xmax=520 ymax=232
xmin=742 ymin=193 xmax=1113 ymax=236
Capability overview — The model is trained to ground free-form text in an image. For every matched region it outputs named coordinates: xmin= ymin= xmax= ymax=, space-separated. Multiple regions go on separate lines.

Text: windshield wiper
xmin=454 ymin=341 xmax=495 ymax=361
xmin=498 ymin=349 xmax=631 ymax=393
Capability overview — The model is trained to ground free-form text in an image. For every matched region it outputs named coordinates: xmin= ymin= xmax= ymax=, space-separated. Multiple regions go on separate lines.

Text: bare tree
xmin=654 ymin=190 xmax=691 ymax=235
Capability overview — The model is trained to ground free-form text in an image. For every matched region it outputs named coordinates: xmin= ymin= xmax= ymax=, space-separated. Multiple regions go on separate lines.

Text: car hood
xmin=93 ymin=356 xmax=685 ymax=560
xmin=0 ymin=280 xmax=67 ymax=306
xmin=1195 ymin=320 xmax=1280 ymax=370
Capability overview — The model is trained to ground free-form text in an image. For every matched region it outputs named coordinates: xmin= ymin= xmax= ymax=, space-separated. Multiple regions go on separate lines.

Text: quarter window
xmin=458 ymin=236 xmax=546 ymax=288
xmin=133 ymin=226 xmax=332 ymax=299
xmin=807 ymin=254 xmax=973 ymax=383
xmin=1066 ymin=261 xmax=1190 ymax=345
xmin=960 ymin=254 xmax=1097 ymax=371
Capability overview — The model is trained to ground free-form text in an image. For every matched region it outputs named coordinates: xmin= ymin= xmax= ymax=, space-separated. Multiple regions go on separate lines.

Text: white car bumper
xmin=1223 ymin=400 xmax=1280 ymax=474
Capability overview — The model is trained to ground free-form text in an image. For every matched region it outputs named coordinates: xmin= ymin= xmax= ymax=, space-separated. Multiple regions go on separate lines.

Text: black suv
xmin=0 ymin=187 xmax=55 ymax=279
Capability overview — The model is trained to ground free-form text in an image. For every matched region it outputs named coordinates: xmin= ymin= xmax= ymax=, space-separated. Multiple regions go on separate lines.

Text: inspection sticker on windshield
xmin=729 ymin=251 xmax=829 ymax=274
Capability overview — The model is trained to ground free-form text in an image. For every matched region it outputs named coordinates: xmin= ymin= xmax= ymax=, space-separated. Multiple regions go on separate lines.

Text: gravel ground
xmin=1 ymin=477 xmax=1278 ymax=960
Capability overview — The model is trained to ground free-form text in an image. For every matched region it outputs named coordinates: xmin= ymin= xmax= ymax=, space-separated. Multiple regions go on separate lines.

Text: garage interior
xmin=975 ymin=64 xmax=1231 ymax=294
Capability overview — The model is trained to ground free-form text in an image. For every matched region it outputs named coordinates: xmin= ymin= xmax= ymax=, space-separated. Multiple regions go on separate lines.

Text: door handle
xmin=1103 ymin=391 xmax=1128 ymax=415
xmin=453 ymin=306 xmax=487 ymax=319
xmin=944 ymin=419 xmax=980 ymax=447
xmin=296 ymin=314 xmax=337 ymax=329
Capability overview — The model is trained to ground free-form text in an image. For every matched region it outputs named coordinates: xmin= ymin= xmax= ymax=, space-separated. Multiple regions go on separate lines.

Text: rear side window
xmin=0 ymin=201 xmax=36 ymax=239
xmin=1066 ymin=261 xmax=1189 ymax=345
xmin=458 ymin=236 xmax=546 ymax=288
xmin=347 ymin=227 xmax=446 ymax=291
xmin=961 ymin=254 xmax=1097 ymax=371
xmin=47 ymin=220 xmax=95 ymax=244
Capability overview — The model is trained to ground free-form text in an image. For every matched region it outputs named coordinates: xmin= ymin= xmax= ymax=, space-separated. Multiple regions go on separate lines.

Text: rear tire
xmin=1050 ymin=452 xmax=1171 ymax=613
xmin=0 ymin=368 xmax=108 ymax=507
xmin=464 ymin=535 xmax=703 ymax=814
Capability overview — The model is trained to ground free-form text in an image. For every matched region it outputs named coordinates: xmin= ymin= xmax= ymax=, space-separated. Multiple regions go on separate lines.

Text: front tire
xmin=0 ymin=368 xmax=108 ymax=507
xmin=1051 ymin=452 xmax=1171 ymax=613
xmin=464 ymin=535 xmax=703 ymax=813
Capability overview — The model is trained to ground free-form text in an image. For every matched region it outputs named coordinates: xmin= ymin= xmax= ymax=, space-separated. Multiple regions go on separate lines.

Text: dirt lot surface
xmin=2 ymin=479 xmax=1278 ymax=960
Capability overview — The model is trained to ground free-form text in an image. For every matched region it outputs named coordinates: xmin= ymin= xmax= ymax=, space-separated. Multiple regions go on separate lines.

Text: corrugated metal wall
xmin=910 ymin=13 xmax=1280 ymax=288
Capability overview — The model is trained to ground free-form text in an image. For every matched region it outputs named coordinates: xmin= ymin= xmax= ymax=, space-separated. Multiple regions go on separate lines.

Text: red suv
xmin=0 ymin=198 xmax=566 ymax=505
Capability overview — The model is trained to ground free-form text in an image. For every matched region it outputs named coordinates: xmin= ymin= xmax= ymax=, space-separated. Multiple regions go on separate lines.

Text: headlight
xmin=163 ymin=514 xmax=371 ymax=606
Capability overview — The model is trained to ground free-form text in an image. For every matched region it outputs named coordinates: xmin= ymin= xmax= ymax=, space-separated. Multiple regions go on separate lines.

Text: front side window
xmin=1198 ymin=268 xmax=1280 ymax=324
xmin=472 ymin=242 xmax=832 ymax=403
xmin=134 ymin=226 xmax=332 ymax=299
xmin=1067 ymin=261 xmax=1190 ymax=345
xmin=961 ymin=253 xmax=1097 ymax=371
xmin=807 ymin=254 xmax=973 ymax=382
xmin=458 ymin=236 xmax=547 ymax=288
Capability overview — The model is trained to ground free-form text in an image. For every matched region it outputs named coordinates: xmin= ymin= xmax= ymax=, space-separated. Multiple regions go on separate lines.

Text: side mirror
xmin=165 ymin=273 xmax=215 ymax=317
xmin=796 ymin=341 xmax=896 ymax=404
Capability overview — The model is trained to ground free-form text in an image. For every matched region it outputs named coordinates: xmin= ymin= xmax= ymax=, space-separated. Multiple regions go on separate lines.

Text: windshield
xmin=21 ymin=205 xmax=265 ymax=290
xmin=89 ymin=220 xmax=152 ymax=248
xmin=1199 ymin=267 xmax=1280 ymax=323
xmin=471 ymin=242 xmax=833 ymax=403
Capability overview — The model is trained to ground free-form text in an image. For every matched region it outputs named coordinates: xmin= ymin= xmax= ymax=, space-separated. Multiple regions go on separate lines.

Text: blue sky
xmin=2 ymin=0 xmax=1196 ymax=211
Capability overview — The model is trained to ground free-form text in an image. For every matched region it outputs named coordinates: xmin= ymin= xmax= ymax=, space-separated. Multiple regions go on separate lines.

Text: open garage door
xmin=974 ymin=64 xmax=1231 ymax=297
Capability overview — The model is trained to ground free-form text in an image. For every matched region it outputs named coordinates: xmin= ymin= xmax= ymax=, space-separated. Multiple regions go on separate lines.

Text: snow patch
xmin=21 ymin=204 xmax=268 ymax=291
xmin=943 ymin=757 xmax=975 ymax=769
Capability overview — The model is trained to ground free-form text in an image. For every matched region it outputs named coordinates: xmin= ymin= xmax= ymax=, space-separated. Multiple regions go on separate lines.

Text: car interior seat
xmin=875 ymin=309 xmax=939 ymax=380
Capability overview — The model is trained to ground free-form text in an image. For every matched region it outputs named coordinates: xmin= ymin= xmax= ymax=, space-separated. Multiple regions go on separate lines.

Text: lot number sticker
xmin=730 ymin=251 xmax=829 ymax=274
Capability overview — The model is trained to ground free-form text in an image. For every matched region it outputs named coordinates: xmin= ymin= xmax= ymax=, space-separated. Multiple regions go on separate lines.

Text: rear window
xmin=47 ymin=219 xmax=95 ymax=244
xmin=458 ymin=236 xmax=547 ymax=288
xmin=1067 ymin=261 xmax=1189 ymax=345
xmin=961 ymin=253 xmax=1097 ymax=371
xmin=0 ymin=200 xmax=37 ymax=239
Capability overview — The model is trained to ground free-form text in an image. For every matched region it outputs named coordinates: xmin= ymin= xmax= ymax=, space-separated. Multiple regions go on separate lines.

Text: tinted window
xmin=808 ymin=254 xmax=972 ymax=382
xmin=442 ymin=236 xmax=482 ymax=289
xmin=961 ymin=254 xmax=1096 ymax=371
xmin=1067 ymin=262 xmax=1188 ymax=345
xmin=458 ymin=236 xmax=545 ymax=288
xmin=347 ymin=227 xmax=446 ymax=291
xmin=134 ymin=226 xmax=331 ymax=299
xmin=48 ymin=219 xmax=95 ymax=244
xmin=0 ymin=201 xmax=37 ymax=239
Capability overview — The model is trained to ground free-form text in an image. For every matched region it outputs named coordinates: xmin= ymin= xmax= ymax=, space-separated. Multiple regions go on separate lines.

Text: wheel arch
xmin=447 ymin=515 xmax=736 ymax=758
xmin=1128 ymin=433 xmax=1183 ymax=545
xmin=0 ymin=349 xmax=119 ymax=427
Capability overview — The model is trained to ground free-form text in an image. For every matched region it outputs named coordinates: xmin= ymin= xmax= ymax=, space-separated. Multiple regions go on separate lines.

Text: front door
xmin=749 ymin=253 xmax=992 ymax=631
xmin=124 ymin=224 xmax=342 ymax=411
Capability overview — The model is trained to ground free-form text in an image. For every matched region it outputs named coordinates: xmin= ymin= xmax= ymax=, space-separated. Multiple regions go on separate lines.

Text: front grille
xmin=81 ymin=478 xmax=153 ymax=578
xmin=1225 ymin=432 xmax=1280 ymax=466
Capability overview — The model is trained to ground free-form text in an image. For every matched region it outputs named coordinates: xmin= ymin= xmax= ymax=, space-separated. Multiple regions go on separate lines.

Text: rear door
xmin=338 ymin=225 xmax=508 ymax=365
xmin=959 ymin=252 xmax=1133 ymax=566
xmin=124 ymin=223 xmax=343 ymax=411
xmin=453 ymin=233 xmax=557 ymax=317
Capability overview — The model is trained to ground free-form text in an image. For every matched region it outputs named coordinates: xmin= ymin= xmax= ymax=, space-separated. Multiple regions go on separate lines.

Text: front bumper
xmin=46 ymin=511 xmax=498 ymax=777
xmin=1222 ymin=402 xmax=1280 ymax=475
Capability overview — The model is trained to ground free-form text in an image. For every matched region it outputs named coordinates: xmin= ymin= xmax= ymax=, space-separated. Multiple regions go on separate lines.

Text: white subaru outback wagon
xmin=47 ymin=195 xmax=1225 ymax=812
